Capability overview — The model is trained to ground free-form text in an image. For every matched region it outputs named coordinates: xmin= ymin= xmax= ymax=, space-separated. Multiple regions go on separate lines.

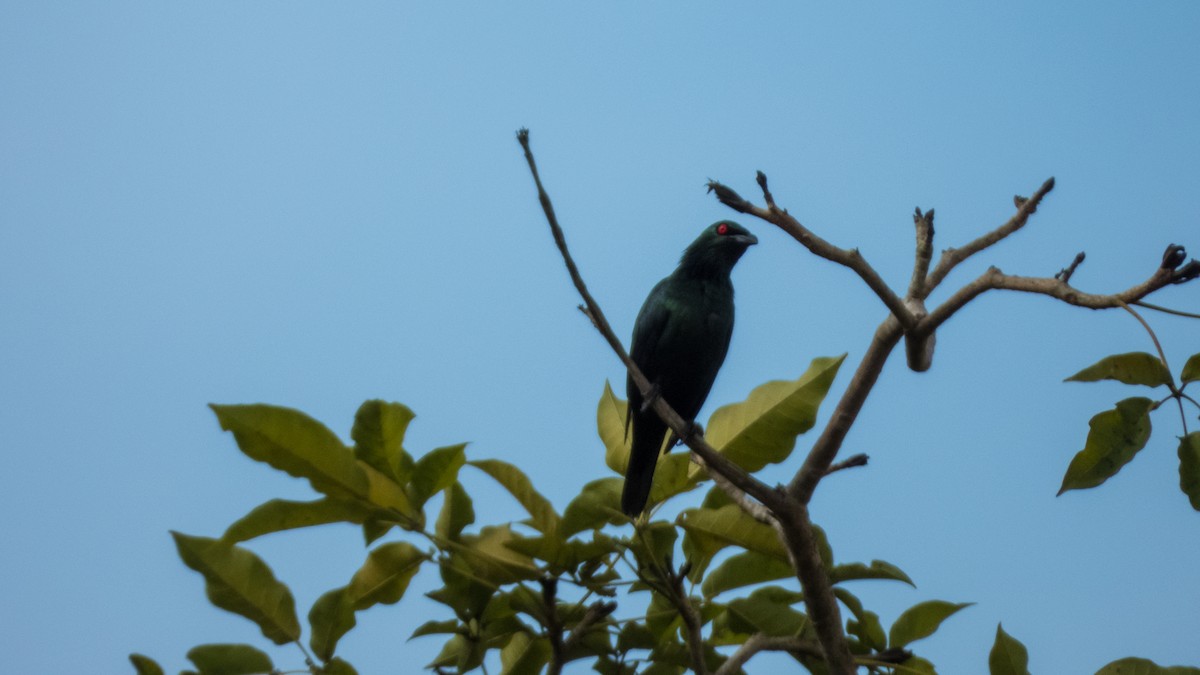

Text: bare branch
xmin=925 ymin=176 xmax=1056 ymax=295
xmin=923 ymin=264 xmax=1183 ymax=333
xmin=909 ymin=207 xmax=935 ymax=299
xmin=774 ymin=504 xmax=856 ymax=674
xmin=789 ymin=317 xmax=905 ymax=502
xmin=708 ymin=177 xmax=916 ymax=329
xmin=692 ymin=453 xmax=777 ymax=524
xmin=518 ymin=130 xmax=782 ymax=511
xmin=1133 ymin=300 xmax=1200 ymax=320
xmin=1055 ymin=251 xmax=1087 ymax=284
xmin=825 ymin=453 xmax=869 ymax=476
xmin=561 ymin=601 xmax=617 ymax=655
xmin=715 ymin=634 xmax=823 ymax=675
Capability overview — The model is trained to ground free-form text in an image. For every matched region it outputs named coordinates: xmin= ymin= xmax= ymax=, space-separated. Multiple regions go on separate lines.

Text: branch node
xmin=1054 ymin=251 xmax=1086 ymax=284
xmin=756 ymin=170 xmax=777 ymax=210
xmin=706 ymin=180 xmax=754 ymax=213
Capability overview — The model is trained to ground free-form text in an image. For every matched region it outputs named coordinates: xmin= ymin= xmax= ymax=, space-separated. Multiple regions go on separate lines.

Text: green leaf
xmin=309 ymin=587 xmax=356 ymax=661
xmin=210 ymin=404 xmax=368 ymax=500
xmin=470 ymin=459 xmax=561 ymax=537
xmin=321 ymin=658 xmax=358 ymax=675
xmin=988 ymin=623 xmax=1030 ymax=675
xmin=562 ymin=478 xmax=625 ymax=537
xmin=1065 ymin=352 xmax=1171 ymax=387
xmin=701 ymin=550 xmax=793 ymax=598
xmin=128 ymin=654 xmax=164 ymax=675
xmin=185 ymin=644 xmax=273 ymax=675
xmin=351 ymin=399 xmax=416 ymax=482
xmin=171 ymin=532 xmax=300 ymax=644
xmin=677 ymin=504 xmax=789 ymax=562
xmin=411 ymin=619 xmax=461 ymax=638
xmin=834 ymin=588 xmax=886 ymax=651
xmin=1181 ymin=353 xmax=1200 ymax=384
xmin=598 ymin=381 xmax=631 ymax=475
xmin=888 ymin=600 xmax=972 ymax=648
xmin=726 ymin=586 xmax=808 ymax=637
xmin=500 ymin=631 xmax=552 ymax=675
xmin=1095 ymin=658 xmax=1200 ymax=674
xmin=410 ymin=443 xmax=467 ymax=508
xmin=1178 ymin=432 xmax=1200 ymax=511
xmin=706 ymin=355 xmax=846 ymax=471
xmin=436 ymin=481 xmax=475 ymax=540
xmin=1058 ymin=397 xmax=1154 ymax=495
xmin=222 ymin=498 xmax=372 ymax=543
xmin=348 ymin=541 xmax=426 ymax=609
xmin=829 ymin=559 xmax=914 ymax=587
xmin=899 ymin=656 xmax=939 ymax=674
xmin=459 ymin=525 xmax=541 ymax=583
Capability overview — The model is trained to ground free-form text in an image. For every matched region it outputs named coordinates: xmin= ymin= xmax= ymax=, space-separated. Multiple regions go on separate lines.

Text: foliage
xmin=133 ymin=346 xmax=1199 ymax=673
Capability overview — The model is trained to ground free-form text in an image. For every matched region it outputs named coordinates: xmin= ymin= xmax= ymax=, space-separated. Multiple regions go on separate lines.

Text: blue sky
xmin=2 ymin=2 xmax=1198 ymax=673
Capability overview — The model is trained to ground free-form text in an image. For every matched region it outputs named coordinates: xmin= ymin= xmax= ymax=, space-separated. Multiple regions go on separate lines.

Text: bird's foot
xmin=639 ymin=383 xmax=661 ymax=413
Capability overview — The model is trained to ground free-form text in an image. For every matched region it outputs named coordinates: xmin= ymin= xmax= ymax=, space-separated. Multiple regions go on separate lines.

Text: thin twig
xmin=1055 ymin=251 xmax=1086 ymax=283
xmin=825 ymin=453 xmax=869 ymax=475
xmin=709 ymin=178 xmax=916 ymax=329
xmin=715 ymin=634 xmax=823 ymax=675
xmin=1134 ymin=300 xmax=1200 ymax=320
xmin=1117 ymin=300 xmax=1188 ymax=435
xmin=909 ymin=207 xmax=935 ymax=299
xmin=923 ymin=265 xmax=1179 ymax=332
xmin=924 ymin=177 xmax=1056 ymax=295
xmin=561 ymin=601 xmax=617 ymax=654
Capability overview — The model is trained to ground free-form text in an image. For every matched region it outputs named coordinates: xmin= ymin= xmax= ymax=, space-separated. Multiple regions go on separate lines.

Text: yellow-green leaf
xmin=726 ymin=586 xmax=808 ymax=637
xmin=128 ymin=654 xmax=164 ymax=675
xmin=1095 ymin=657 xmax=1200 ymax=674
xmin=1178 ymin=432 xmax=1200 ymax=511
xmin=351 ymin=400 xmax=416 ymax=482
xmin=222 ymin=498 xmax=372 ymax=543
xmin=701 ymin=550 xmax=793 ymax=598
xmin=410 ymin=443 xmax=467 ymax=508
xmin=185 ymin=644 xmax=273 ymax=675
xmin=1058 ymin=397 xmax=1154 ymax=495
xmin=1181 ymin=353 xmax=1200 ymax=384
xmin=598 ymin=381 xmax=631 ymax=475
xmin=322 ymin=658 xmax=359 ymax=675
xmin=677 ymin=504 xmax=789 ymax=562
xmin=888 ymin=600 xmax=972 ymax=648
xmin=561 ymin=478 xmax=624 ymax=537
xmin=470 ymin=459 xmax=561 ymax=538
xmin=171 ymin=532 xmax=300 ymax=644
xmin=829 ymin=559 xmax=914 ymax=587
xmin=210 ymin=404 xmax=368 ymax=500
xmin=500 ymin=631 xmax=551 ymax=675
xmin=1065 ymin=352 xmax=1171 ymax=387
xmin=988 ymin=623 xmax=1030 ymax=675
xmin=437 ymin=481 xmax=475 ymax=541
xmin=706 ymin=355 xmax=846 ymax=472
xmin=309 ymin=587 xmax=356 ymax=661
xmin=459 ymin=525 xmax=540 ymax=584
xmin=348 ymin=541 xmax=427 ymax=609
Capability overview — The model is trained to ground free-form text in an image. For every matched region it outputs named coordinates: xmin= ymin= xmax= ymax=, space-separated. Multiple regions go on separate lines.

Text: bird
xmin=622 ymin=220 xmax=758 ymax=516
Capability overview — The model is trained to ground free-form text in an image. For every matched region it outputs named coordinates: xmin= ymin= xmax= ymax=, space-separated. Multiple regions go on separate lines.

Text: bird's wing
xmin=627 ymin=280 xmax=671 ymax=435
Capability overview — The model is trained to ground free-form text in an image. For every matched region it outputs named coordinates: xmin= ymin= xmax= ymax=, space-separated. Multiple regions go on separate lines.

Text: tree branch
xmin=923 ymin=263 xmax=1182 ymax=333
xmin=774 ymin=503 xmax=856 ymax=674
xmin=715 ymin=634 xmax=823 ymax=675
xmin=561 ymin=601 xmax=617 ymax=655
xmin=924 ymin=177 xmax=1056 ymax=295
xmin=789 ymin=316 xmax=905 ymax=502
xmin=707 ymin=178 xmax=916 ymax=329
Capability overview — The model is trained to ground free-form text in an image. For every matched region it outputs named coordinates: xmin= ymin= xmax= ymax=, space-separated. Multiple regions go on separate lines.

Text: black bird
xmin=622 ymin=221 xmax=758 ymax=516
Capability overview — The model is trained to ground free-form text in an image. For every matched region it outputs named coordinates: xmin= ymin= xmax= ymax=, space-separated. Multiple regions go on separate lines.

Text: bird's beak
xmin=733 ymin=233 xmax=758 ymax=246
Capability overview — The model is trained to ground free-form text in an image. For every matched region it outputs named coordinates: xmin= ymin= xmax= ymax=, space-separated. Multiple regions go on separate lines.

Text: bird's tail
xmin=621 ymin=421 xmax=666 ymax=516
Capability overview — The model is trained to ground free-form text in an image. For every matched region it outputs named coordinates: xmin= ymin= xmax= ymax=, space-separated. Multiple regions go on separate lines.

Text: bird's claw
xmin=640 ymin=383 xmax=661 ymax=414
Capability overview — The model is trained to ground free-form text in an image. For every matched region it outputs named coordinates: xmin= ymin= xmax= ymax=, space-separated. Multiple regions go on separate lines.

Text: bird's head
xmin=678 ymin=220 xmax=758 ymax=276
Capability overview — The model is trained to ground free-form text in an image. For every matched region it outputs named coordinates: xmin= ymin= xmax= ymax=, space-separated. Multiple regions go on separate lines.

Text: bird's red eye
xmin=717 ymin=223 xmax=729 ymax=235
